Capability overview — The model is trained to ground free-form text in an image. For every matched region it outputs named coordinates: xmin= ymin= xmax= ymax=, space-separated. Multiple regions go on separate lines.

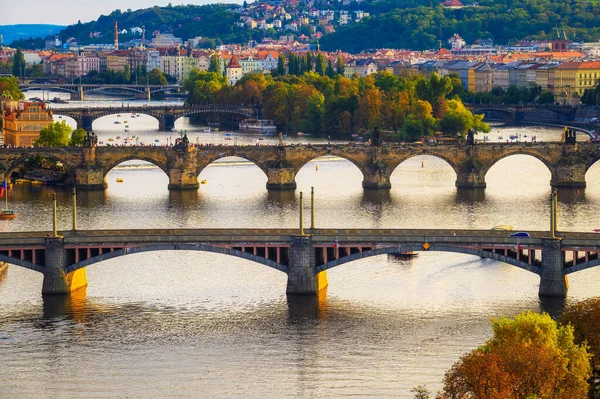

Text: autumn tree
xmin=354 ymin=87 xmax=382 ymax=130
xmin=561 ymin=297 xmax=600 ymax=370
xmin=438 ymin=312 xmax=591 ymax=399
xmin=277 ymin=53 xmax=286 ymax=76
xmin=382 ymin=91 xmax=410 ymax=133
xmin=34 ymin=121 xmax=73 ymax=147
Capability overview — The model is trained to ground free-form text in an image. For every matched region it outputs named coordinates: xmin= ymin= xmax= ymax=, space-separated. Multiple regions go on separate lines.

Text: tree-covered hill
xmin=50 ymin=4 xmax=243 ymax=46
xmin=321 ymin=0 xmax=600 ymax=52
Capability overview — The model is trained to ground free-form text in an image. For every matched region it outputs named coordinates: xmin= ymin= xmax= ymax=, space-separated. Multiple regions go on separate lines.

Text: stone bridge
xmin=20 ymin=83 xmax=181 ymax=101
xmin=50 ymin=105 xmax=260 ymax=130
xmin=0 ymin=227 xmax=597 ymax=297
xmin=466 ymin=104 xmax=577 ymax=125
xmin=0 ymin=141 xmax=599 ymax=190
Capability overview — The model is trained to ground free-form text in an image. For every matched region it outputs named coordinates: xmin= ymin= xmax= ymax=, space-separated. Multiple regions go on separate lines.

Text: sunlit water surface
xmin=1 ymin=94 xmax=600 ymax=398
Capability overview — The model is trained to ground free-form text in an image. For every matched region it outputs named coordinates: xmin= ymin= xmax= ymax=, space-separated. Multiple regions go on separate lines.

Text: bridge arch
xmin=64 ymin=244 xmax=288 ymax=274
xmin=197 ymin=154 xmax=270 ymax=179
xmin=292 ymin=153 xmax=367 ymax=178
xmin=89 ymin=112 xmax=161 ymax=127
xmin=315 ymin=244 xmax=541 ymax=275
xmin=0 ymin=254 xmax=43 ymax=273
xmin=3 ymin=153 xmax=76 ymax=182
xmin=390 ymin=153 xmax=461 ymax=179
xmin=484 ymin=152 xmax=553 ymax=187
xmin=102 ymin=157 xmax=170 ymax=180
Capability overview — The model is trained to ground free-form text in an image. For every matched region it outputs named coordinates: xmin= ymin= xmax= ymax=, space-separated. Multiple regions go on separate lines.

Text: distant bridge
xmin=0 ymin=141 xmax=597 ymax=190
xmin=466 ymin=104 xmax=578 ymax=126
xmin=50 ymin=104 xmax=261 ymax=130
xmin=0 ymin=227 xmax=594 ymax=297
xmin=20 ymin=83 xmax=181 ymax=101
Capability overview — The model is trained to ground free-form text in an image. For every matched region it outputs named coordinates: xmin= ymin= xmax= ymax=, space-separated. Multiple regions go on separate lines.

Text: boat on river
xmin=239 ymin=119 xmax=277 ymax=131
xmin=0 ymin=181 xmax=16 ymax=220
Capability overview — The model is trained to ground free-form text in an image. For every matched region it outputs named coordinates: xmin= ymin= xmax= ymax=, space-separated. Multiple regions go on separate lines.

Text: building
xmin=151 ymin=33 xmax=183 ymax=48
xmin=1 ymin=101 xmax=54 ymax=147
xmin=226 ymin=55 xmax=243 ymax=86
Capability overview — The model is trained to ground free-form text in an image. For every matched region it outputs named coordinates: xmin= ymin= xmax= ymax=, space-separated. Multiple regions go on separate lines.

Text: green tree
xmin=69 ymin=128 xmax=87 ymax=146
xmin=439 ymin=99 xmax=490 ymax=137
xmin=208 ymin=54 xmax=222 ymax=76
xmin=123 ymin=64 xmax=131 ymax=83
xmin=147 ymin=68 xmax=168 ymax=85
xmin=336 ymin=56 xmax=345 ymax=76
xmin=538 ymin=90 xmax=555 ymax=104
xmin=0 ymin=76 xmax=25 ymax=101
xmin=439 ymin=312 xmax=591 ymax=399
xmin=326 ymin=59 xmax=335 ymax=78
xmin=277 ymin=53 xmax=286 ymax=76
xmin=34 ymin=121 xmax=72 ymax=147
xmin=315 ymin=53 xmax=327 ymax=76
xmin=11 ymin=48 xmax=26 ymax=78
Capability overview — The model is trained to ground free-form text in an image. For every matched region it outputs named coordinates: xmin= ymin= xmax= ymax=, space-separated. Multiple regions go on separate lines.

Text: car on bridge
xmin=509 ymin=232 xmax=530 ymax=237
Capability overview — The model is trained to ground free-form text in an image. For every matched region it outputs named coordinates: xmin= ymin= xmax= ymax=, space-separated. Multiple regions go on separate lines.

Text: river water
xmin=1 ymin=94 xmax=600 ymax=398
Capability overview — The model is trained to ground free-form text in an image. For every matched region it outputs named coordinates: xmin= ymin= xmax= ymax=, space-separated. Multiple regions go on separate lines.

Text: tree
xmin=11 ymin=48 xmax=26 ymax=78
xmin=123 ymin=64 xmax=131 ymax=83
xmin=411 ymin=385 xmax=431 ymax=399
xmin=561 ymin=297 xmax=600 ymax=370
xmin=69 ymin=128 xmax=87 ymax=146
xmin=208 ymin=54 xmax=222 ymax=76
xmin=326 ymin=59 xmax=335 ymax=78
xmin=538 ymin=90 xmax=555 ymax=105
xmin=439 ymin=99 xmax=490 ymax=137
xmin=0 ymin=76 xmax=24 ymax=101
xmin=336 ymin=56 xmax=345 ymax=76
xmin=147 ymin=68 xmax=168 ymax=85
xmin=277 ymin=53 xmax=286 ymax=76
xmin=438 ymin=311 xmax=591 ymax=399
xmin=34 ymin=121 xmax=72 ymax=147
xmin=315 ymin=53 xmax=327 ymax=76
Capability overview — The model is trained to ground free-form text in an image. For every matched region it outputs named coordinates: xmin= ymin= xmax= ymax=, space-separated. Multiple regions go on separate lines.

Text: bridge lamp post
xmin=299 ymin=191 xmax=305 ymax=236
xmin=52 ymin=192 xmax=58 ymax=238
xmin=72 ymin=188 xmax=77 ymax=231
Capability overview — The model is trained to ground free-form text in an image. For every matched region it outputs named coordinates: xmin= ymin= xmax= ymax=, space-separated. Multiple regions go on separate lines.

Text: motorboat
xmin=0 ymin=181 xmax=16 ymax=220
xmin=116 ymin=136 xmax=121 ymax=139
xmin=116 ymin=178 xmax=124 ymax=183
xmin=114 ymin=121 xmax=121 ymax=124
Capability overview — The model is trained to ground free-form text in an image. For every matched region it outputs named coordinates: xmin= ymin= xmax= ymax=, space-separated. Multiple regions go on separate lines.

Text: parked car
xmin=510 ymin=232 xmax=530 ymax=237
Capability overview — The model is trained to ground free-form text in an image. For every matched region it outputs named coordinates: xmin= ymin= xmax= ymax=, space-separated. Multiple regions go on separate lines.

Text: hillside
xmin=0 ymin=24 xmax=64 ymax=45
xmin=40 ymin=4 xmax=244 ymax=46
xmin=321 ymin=0 xmax=600 ymax=52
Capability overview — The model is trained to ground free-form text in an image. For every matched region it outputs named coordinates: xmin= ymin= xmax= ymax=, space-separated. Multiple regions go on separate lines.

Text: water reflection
xmin=168 ymin=190 xmax=200 ymax=208
xmin=456 ymin=187 xmax=486 ymax=203
xmin=42 ymin=287 xmax=88 ymax=322
xmin=266 ymin=190 xmax=296 ymax=205
xmin=538 ymin=295 xmax=566 ymax=319
xmin=556 ymin=187 xmax=587 ymax=204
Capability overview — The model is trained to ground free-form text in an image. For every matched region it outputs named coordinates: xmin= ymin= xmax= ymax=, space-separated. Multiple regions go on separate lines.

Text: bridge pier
xmin=362 ymin=167 xmax=392 ymax=189
xmin=82 ymin=116 xmax=93 ymax=131
xmin=74 ymin=166 xmax=106 ymax=190
xmin=42 ymin=238 xmax=87 ymax=295
xmin=552 ymin=163 xmax=586 ymax=188
xmin=456 ymin=160 xmax=487 ymax=188
xmin=286 ymin=235 xmax=328 ymax=295
xmin=266 ymin=167 xmax=297 ymax=190
xmin=539 ymin=238 xmax=568 ymax=297
xmin=159 ymin=115 xmax=175 ymax=131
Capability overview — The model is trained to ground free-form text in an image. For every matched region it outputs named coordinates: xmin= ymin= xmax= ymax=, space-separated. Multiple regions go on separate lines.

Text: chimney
xmin=114 ymin=21 xmax=119 ymax=50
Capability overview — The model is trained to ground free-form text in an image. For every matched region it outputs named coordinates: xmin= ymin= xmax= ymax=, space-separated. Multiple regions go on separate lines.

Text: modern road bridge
xmin=0 ymin=227 xmax=596 ymax=297
xmin=50 ymin=104 xmax=260 ymax=130
xmin=20 ymin=83 xmax=181 ymax=101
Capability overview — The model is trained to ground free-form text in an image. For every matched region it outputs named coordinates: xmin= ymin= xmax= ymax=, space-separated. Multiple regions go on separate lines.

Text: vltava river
xmin=1 ymin=95 xmax=600 ymax=398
